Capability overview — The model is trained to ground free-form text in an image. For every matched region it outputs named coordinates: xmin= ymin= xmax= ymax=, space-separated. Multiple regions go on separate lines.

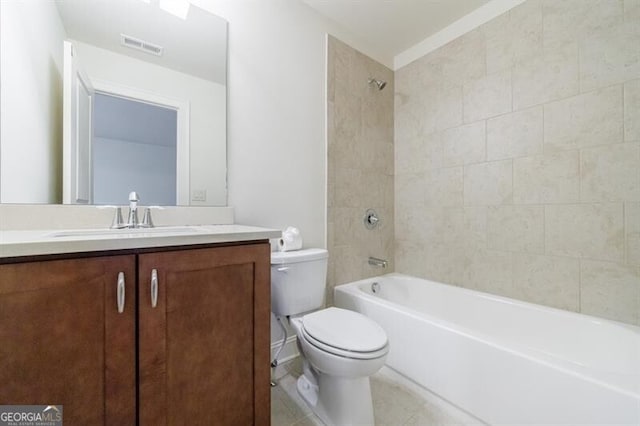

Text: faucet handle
xmin=128 ymin=191 xmax=139 ymax=203
xmin=140 ymin=207 xmax=155 ymax=228
xmin=110 ymin=207 xmax=126 ymax=229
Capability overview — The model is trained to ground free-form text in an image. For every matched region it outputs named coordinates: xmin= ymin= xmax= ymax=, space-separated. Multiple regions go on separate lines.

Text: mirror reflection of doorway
xmin=92 ymin=93 xmax=177 ymax=206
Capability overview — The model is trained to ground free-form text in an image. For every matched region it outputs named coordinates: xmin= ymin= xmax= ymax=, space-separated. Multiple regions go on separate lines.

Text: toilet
xmin=271 ymin=248 xmax=389 ymax=426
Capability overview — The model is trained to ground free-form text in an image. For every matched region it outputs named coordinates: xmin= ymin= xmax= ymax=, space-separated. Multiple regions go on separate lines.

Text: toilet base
xmin=297 ymin=373 xmax=319 ymax=407
xmin=297 ymin=371 xmax=375 ymax=426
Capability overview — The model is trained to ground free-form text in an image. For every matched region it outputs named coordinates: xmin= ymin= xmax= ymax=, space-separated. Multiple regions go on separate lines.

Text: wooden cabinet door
xmin=138 ymin=244 xmax=270 ymax=426
xmin=0 ymin=255 xmax=136 ymax=425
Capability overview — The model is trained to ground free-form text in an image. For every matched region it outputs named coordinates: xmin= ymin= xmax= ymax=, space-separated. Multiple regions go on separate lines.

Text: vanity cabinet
xmin=138 ymin=244 xmax=270 ymax=425
xmin=0 ymin=255 xmax=137 ymax=424
xmin=0 ymin=242 xmax=270 ymax=425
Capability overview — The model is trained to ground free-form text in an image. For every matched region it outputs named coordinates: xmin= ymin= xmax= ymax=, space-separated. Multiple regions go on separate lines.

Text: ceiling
xmin=302 ymin=0 xmax=491 ymax=59
xmin=56 ymin=0 xmax=227 ymax=84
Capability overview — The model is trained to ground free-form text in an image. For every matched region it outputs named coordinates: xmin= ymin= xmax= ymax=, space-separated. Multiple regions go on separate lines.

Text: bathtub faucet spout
xmin=368 ymin=257 xmax=388 ymax=268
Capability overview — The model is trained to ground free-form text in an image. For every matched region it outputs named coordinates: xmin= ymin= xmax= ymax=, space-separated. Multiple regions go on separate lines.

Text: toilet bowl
xmin=270 ymin=249 xmax=389 ymax=425
xmin=291 ymin=308 xmax=388 ymax=426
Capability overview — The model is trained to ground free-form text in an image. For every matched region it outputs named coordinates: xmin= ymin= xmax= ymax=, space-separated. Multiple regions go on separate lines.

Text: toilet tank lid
xmin=271 ymin=248 xmax=328 ymax=264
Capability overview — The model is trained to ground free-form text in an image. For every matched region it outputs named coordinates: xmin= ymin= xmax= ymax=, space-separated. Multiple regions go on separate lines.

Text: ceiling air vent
xmin=120 ymin=34 xmax=164 ymax=57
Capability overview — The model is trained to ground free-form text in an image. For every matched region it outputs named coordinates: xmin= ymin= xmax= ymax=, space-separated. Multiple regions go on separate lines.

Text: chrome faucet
xmin=368 ymin=257 xmax=388 ymax=268
xmin=127 ymin=191 xmax=139 ymax=228
xmin=109 ymin=192 xmax=154 ymax=229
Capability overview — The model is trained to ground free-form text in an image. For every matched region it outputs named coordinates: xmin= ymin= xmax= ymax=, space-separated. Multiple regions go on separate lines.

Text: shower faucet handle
xmin=364 ymin=209 xmax=380 ymax=230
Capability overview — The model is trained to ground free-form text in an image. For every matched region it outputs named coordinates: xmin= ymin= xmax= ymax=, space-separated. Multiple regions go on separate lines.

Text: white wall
xmin=192 ymin=0 xmax=384 ymax=249
xmin=0 ymin=1 xmax=66 ymax=203
xmin=190 ymin=0 xmax=386 ymax=346
xmin=74 ymin=42 xmax=227 ymax=206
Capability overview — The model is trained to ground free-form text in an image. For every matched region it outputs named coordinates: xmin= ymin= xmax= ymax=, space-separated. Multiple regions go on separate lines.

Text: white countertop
xmin=0 ymin=225 xmax=281 ymax=259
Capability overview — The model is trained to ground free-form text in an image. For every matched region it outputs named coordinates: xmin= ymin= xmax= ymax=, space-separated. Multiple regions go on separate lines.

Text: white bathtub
xmin=334 ymin=273 xmax=640 ymax=425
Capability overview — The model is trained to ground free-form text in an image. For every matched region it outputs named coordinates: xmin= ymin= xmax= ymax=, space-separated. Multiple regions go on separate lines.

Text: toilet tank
xmin=271 ymin=248 xmax=328 ymax=317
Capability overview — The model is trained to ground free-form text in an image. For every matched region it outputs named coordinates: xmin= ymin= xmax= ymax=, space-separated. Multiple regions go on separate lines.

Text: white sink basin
xmin=47 ymin=226 xmax=203 ymax=238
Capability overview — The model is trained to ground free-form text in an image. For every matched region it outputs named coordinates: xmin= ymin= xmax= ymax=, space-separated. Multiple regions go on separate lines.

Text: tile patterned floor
xmin=271 ymin=358 xmax=485 ymax=426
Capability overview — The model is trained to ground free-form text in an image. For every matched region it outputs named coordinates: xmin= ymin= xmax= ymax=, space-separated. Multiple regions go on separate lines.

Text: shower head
xmin=368 ymin=78 xmax=387 ymax=91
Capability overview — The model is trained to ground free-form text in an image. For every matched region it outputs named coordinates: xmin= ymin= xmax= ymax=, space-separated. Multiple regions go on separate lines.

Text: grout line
xmin=578 ymin=258 xmax=582 ymax=314
xmin=578 ymin=147 xmax=583 ymax=202
xmin=623 ymin=201 xmax=627 ymax=266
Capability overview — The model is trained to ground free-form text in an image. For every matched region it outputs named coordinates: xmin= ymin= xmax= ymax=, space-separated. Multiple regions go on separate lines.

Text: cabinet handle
xmin=151 ymin=269 xmax=158 ymax=308
xmin=117 ymin=272 xmax=125 ymax=314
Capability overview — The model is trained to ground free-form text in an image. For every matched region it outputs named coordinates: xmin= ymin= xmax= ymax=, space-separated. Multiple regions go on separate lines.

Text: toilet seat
xmin=300 ymin=307 xmax=388 ymax=360
xmin=301 ymin=327 xmax=389 ymax=360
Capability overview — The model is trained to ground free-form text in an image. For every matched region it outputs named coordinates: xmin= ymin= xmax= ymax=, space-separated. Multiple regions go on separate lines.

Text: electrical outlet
xmin=192 ymin=189 xmax=206 ymax=201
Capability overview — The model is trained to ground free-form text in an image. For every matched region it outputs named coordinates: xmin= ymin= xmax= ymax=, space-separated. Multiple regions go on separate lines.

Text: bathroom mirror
xmin=0 ymin=0 xmax=227 ymax=206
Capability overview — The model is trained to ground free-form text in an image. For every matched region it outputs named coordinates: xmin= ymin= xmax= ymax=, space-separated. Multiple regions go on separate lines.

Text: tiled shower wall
xmin=395 ymin=0 xmax=640 ymax=325
xmin=327 ymin=36 xmax=394 ymax=305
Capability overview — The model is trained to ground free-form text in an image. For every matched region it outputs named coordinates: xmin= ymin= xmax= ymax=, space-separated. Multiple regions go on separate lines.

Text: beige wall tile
xmin=363 ymin=96 xmax=394 ymax=144
xmin=396 ymin=207 xmax=464 ymax=250
xmin=395 ymin=206 xmax=435 ymax=243
xmin=462 ymin=249 xmax=514 ymax=297
xmin=332 ymin=245 xmax=366 ymax=286
xmin=545 ymin=203 xmax=624 ymax=261
xmin=431 ymin=85 xmax=464 ymax=133
xmin=581 ymin=143 xmax=640 ymax=202
xmin=333 ymin=83 xmax=362 ymax=142
xmin=544 ymin=85 xmax=623 ymax=152
xmin=362 ymin=171 xmax=392 ymax=208
xmin=331 ymin=207 xmax=361 ymax=247
xmin=487 ymin=106 xmax=543 ymax=160
xmin=410 ymin=84 xmax=463 ymax=136
xmin=484 ymin=0 xmax=543 ymax=74
xmin=404 ymin=206 xmax=486 ymax=252
xmin=395 ymin=59 xmax=420 ymax=99
xmin=482 ymin=11 xmax=512 ymax=73
xmin=464 ymin=160 xmax=513 ymax=205
xmin=333 ymin=169 xmax=361 ymax=208
xmin=513 ymin=42 xmax=579 ymax=109
xmin=395 ymin=100 xmax=424 ymax=142
xmin=487 ymin=205 xmax=544 ymax=253
xmin=424 ymin=167 xmax=464 ymax=207
xmin=513 ymin=151 xmax=580 ymax=204
xmin=382 ymin=174 xmax=395 ymax=208
xmin=328 ymin=38 xmax=394 ymax=298
xmin=395 ymin=239 xmax=427 ymax=278
xmin=580 ymin=21 xmax=640 ymax=92
xmin=442 ymin=121 xmax=486 ymax=167
xmin=625 ymin=79 xmax=640 ymax=142
xmin=542 ymin=0 xmax=624 ymax=48
xmin=392 ymin=1 xmax=639 ymax=324
xmin=395 ymin=173 xmax=425 ymax=207
xmin=513 ymin=253 xmax=580 ymax=311
xmin=395 ymin=134 xmax=441 ymax=174
xmin=463 ymin=70 xmax=512 ymax=123
xmin=395 ymin=136 xmax=423 ymax=175
xmin=581 ymin=259 xmax=639 ymax=324
xmin=458 ymin=206 xmax=488 ymax=251
xmin=422 ymin=243 xmax=465 ymax=286
xmin=626 ymin=202 xmax=640 ymax=265
xmin=429 ymin=29 xmax=486 ymax=86
xmin=626 ymin=0 xmax=640 ymax=21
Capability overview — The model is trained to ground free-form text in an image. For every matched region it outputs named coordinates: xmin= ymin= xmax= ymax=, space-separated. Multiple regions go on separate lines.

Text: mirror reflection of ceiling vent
xmin=120 ymin=34 xmax=164 ymax=56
